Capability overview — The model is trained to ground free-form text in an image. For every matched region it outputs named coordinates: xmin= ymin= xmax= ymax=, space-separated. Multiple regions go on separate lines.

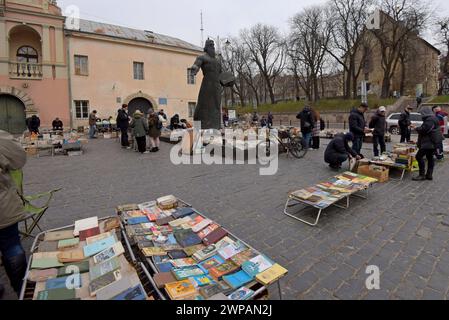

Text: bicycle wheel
xmin=289 ymin=137 xmax=307 ymax=159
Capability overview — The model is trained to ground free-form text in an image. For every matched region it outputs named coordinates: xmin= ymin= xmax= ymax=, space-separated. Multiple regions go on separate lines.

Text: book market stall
xmin=358 ymin=143 xmax=418 ymax=181
xmin=284 ymin=172 xmax=378 ymax=227
xmin=20 ymin=131 xmax=87 ymax=157
xmin=118 ymin=196 xmax=289 ymax=301
xmin=20 ymin=216 xmax=158 ymax=300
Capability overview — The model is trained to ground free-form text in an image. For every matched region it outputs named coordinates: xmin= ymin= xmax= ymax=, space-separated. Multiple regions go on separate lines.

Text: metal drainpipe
xmin=66 ymin=33 xmax=74 ymax=130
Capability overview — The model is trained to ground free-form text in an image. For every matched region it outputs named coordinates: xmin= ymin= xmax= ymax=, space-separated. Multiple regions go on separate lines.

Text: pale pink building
xmin=0 ymin=0 xmax=202 ymax=133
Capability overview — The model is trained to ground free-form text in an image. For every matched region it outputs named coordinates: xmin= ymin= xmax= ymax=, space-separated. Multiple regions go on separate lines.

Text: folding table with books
xmin=284 ymin=172 xmax=378 ymax=227
xmin=118 ymin=196 xmax=289 ymax=301
xmin=20 ymin=216 xmax=159 ymax=301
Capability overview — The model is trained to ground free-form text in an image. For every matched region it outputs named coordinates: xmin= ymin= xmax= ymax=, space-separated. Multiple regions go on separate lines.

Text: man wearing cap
xmin=349 ymin=103 xmax=372 ymax=156
xmin=399 ymin=106 xmax=413 ymax=143
xmin=325 ymin=133 xmax=361 ymax=170
xmin=369 ymin=106 xmax=387 ymax=157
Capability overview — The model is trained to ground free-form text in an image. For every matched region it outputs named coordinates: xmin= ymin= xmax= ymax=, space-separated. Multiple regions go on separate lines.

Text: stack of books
xmin=28 ymin=216 xmax=149 ymax=301
xmin=290 ymin=172 xmax=378 ymax=209
xmin=118 ymin=197 xmax=289 ymax=300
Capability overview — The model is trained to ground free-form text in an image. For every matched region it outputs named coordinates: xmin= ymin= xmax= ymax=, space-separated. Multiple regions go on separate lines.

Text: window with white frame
xmin=74 ymin=100 xmax=89 ymax=119
xmin=187 ymin=68 xmax=196 ymax=85
xmin=74 ymin=55 xmax=89 ymax=76
xmin=188 ymin=102 xmax=196 ymax=118
xmin=134 ymin=62 xmax=144 ymax=80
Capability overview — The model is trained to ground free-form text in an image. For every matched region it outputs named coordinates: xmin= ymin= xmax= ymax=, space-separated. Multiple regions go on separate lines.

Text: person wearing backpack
xmin=297 ymin=106 xmax=315 ymax=150
xmin=148 ymin=111 xmax=162 ymax=152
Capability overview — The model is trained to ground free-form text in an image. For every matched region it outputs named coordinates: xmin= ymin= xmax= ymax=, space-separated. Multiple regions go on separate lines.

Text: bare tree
xmin=289 ymin=6 xmax=333 ymax=102
xmin=241 ymin=24 xmax=286 ymax=105
xmin=327 ymin=0 xmax=374 ymax=99
xmin=436 ymin=17 xmax=449 ymax=78
xmin=370 ymin=0 xmax=431 ymax=98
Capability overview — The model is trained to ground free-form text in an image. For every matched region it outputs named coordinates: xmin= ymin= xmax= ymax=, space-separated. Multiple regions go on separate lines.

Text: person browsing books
xmin=324 ymin=133 xmax=361 ymax=170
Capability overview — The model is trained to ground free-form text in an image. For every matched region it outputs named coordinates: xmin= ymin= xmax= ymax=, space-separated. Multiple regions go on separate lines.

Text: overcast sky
xmin=58 ymin=0 xmax=449 ymax=47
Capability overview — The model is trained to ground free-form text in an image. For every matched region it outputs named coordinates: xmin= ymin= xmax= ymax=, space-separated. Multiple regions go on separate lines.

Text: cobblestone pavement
xmin=2 ymin=136 xmax=449 ymax=300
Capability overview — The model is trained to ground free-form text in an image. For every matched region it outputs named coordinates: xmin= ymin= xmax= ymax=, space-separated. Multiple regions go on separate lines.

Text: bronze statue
xmin=190 ymin=39 xmax=234 ymax=130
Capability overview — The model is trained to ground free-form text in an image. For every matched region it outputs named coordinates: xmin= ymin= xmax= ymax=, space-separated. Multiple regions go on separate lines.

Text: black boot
xmin=2 ymin=253 xmax=27 ymax=297
xmin=426 ymin=173 xmax=433 ymax=181
xmin=412 ymin=175 xmax=427 ymax=181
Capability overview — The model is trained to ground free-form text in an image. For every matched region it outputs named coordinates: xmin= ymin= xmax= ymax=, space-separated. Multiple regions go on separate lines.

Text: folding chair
xmin=9 ymin=169 xmax=61 ymax=239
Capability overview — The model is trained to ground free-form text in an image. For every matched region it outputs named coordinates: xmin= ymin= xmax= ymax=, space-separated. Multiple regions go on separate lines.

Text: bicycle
xmin=260 ymin=127 xmax=308 ymax=159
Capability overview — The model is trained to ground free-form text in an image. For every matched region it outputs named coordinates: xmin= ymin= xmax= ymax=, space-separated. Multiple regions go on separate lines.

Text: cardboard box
xmin=357 ymin=164 xmax=389 ymax=183
xmin=26 ymin=147 xmax=38 ymax=156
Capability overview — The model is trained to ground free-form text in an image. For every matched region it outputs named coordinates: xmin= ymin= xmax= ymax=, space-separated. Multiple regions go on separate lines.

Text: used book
xmin=165 ymin=280 xmax=197 ymax=300
xmin=222 ymin=270 xmax=253 ymax=289
xmin=255 ymin=264 xmax=288 ymax=286
xmin=89 ymin=270 xmax=122 ymax=297
xmin=74 ymin=216 xmax=98 ymax=237
xmin=93 ymin=242 xmax=125 ymax=264
xmin=172 ymin=266 xmax=205 ymax=280
xmin=79 ymin=227 xmax=101 ymax=241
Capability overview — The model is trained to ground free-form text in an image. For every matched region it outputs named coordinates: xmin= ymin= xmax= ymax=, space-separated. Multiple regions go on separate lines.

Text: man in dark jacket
xmin=267 ymin=112 xmax=274 ymax=128
xmin=369 ymin=106 xmax=387 ymax=157
xmin=325 ymin=133 xmax=360 ymax=170
xmin=399 ymin=106 xmax=412 ymax=143
xmin=117 ymin=104 xmax=130 ymax=148
xmin=0 ymin=131 xmax=27 ymax=297
xmin=349 ymin=103 xmax=371 ymax=155
xmin=412 ymin=108 xmax=444 ymax=181
xmin=26 ymin=115 xmax=40 ymax=134
xmin=297 ymin=106 xmax=315 ymax=150
xmin=52 ymin=118 xmax=63 ymax=131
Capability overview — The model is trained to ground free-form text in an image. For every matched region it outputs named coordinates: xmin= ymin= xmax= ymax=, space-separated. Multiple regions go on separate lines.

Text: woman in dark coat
xmin=130 ymin=110 xmax=149 ymax=154
xmin=148 ymin=112 xmax=162 ymax=152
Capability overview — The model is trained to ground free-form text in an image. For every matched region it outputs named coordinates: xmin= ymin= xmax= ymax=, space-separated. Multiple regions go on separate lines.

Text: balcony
xmin=9 ymin=62 xmax=43 ymax=80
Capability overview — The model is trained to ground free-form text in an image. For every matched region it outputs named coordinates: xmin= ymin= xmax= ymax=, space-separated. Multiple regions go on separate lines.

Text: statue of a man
xmin=190 ymin=39 xmax=234 ymax=130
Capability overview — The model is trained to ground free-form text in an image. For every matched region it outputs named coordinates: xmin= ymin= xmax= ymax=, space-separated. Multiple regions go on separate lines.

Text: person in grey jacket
xmin=412 ymin=108 xmax=444 ymax=181
xmin=130 ymin=110 xmax=149 ymax=154
xmin=0 ymin=130 xmax=27 ymax=297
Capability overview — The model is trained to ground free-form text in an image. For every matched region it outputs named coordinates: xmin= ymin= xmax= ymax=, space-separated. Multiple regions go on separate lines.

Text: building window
xmin=74 ymin=100 xmax=89 ymax=119
xmin=134 ymin=62 xmax=144 ymax=80
xmin=74 ymin=55 xmax=89 ymax=76
xmin=187 ymin=68 xmax=196 ymax=85
xmin=188 ymin=102 xmax=196 ymax=118
xmin=17 ymin=46 xmax=38 ymax=63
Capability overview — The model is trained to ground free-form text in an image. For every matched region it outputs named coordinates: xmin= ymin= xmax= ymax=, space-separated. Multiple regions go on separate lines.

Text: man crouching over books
xmin=0 ymin=130 xmax=28 ymax=299
xmin=325 ymin=133 xmax=361 ymax=170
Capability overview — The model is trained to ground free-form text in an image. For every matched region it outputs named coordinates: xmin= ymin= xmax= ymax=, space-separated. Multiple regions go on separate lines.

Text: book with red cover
xmin=79 ymin=227 xmax=101 ymax=241
xmin=202 ymin=227 xmax=228 ymax=246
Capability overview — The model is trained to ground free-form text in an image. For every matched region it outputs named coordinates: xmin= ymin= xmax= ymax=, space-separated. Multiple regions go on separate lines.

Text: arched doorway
xmin=0 ymin=94 xmax=26 ymax=134
xmin=128 ymin=98 xmax=153 ymax=117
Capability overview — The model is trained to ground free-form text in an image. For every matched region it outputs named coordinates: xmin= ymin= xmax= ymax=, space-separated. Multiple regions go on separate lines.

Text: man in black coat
xmin=399 ymin=106 xmax=412 ymax=143
xmin=349 ymin=103 xmax=371 ymax=155
xmin=369 ymin=106 xmax=387 ymax=157
xmin=297 ymin=106 xmax=315 ymax=150
xmin=26 ymin=115 xmax=40 ymax=134
xmin=412 ymin=108 xmax=444 ymax=181
xmin=117 ymin=104 xmax=130 ymax=148
xmin=325 ymin=133 xmax=360 ymax=170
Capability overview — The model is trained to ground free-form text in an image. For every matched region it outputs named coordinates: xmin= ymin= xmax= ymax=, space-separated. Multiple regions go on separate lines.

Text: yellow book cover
xmin=256 ymin=264 xmax=288 ymax=286
xmin=142 ymin=247 xmax=167 ymax=257
xmin=165 ymin=280 xmax=197 ymax=300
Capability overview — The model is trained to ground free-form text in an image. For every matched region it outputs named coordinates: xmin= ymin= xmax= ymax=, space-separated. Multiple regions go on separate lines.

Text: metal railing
xmin=9 ymin=61 xmax=43 ymax=79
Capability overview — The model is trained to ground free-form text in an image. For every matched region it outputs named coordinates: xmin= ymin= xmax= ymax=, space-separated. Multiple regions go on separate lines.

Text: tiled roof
xmin=69 ymin=19 xmax=202 ymax=52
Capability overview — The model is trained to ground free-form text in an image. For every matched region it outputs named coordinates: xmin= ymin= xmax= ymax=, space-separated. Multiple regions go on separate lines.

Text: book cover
xmin=228 ymin=287 xmax=254 ymax=300
xmin=95 ymin=278 xmax=133 ymax=300
xmin=172 ymin=266 xmax=205 ymax=281
xmin=58 ymin=261 xmax=90 ymax=277
xmin=203 ymin=227 xmax=229 ymax=246
xmin=89 ymin=257 xmax=121 ymax=281
xmin=230 ymin=250 xmax=258 ymax=266
xmin=199 ymin=284 xmax=226 ymax=299
xmin=86 ymin=232 xmax=113 ymax=245
xmin=31 ymin=257 xmax=64 ymax=270
xmin=156 ymin=216 xmax=175 ymax=226
xmin=43 ymin=230 xmax=75 ymax=242
xmin=255 ymin=264 xmax=288 ymax=286
xmin=37 ymin=288 xmax=77 ymax=300
xmin=111 ymin=284 xmax=147 ymax=301
xmin=37 ymin=241 xmax=59 ymax=252
xmin=74 ymin=216 xmax=98 ymax=237
xmin=183 ymin=244 xmax=205 ymax=257
xmin=142 ymin=247 xmax=167 ymax=257
xmin=103 ymin=217 xmax=121 ymax=232
xmin=197 ymin=224 xmax=219 ymax=239
xmin=172 ymin=207 xmax=195 ymax=219
xmin=222 ymin=270 xmax=253 ymax=289
xmin=193 ymin=244 xmax=219 ymax=262
xmin=209 ymin=261 xmax=239 ymax=280
xmin=46 ymin=274 xmax=82 ymax=290
xmin=57 ymin=249 xmax=85 ymax=263
xmin=153 ymin=255 xmax=171 ymax=264
xmin=217 ymin=241 xmax=247 ymax=260
xmin=93 ymin=242 xmax=125 ymax=264
xmin=191 ymin=219 xmax=212 ymax=233
xmin=83 ymin=236 xmax=116 ymax=257
xmin=171 ymin=258 xmax=196 ymax=268
xmin=207 ymin=293 xmax=228 ymax=300
xmin=79 ymin=227 xmax=101 ymax=241
xmin=190 ymin=275 xmax=215 ymax=288
xmin=156 ymin=262 xmax=175 ymax=273
xmin=169 ymin=217 xmax=193 ymax=228
xmin=89 ymin=270 xmax=122 ymax=297
xmin=165 ymin=280 xmax=197 ymax=300
xmin=117 ymin=204 xmax=139 ymax=212
xmin=174 ymin=230 xmax=202 ymax=248
xmin=127 ymin=216 xmax=150 ymax=225
xmin=241 ymin=255 xmax=274 ymax=277
xmin=28 ymin=269 xmax=58 ymax=282
xmin=153 ymin=272 xmax=177 ymax=289
xmin=199 ymin=255 xmax=225 ymax=273
xmin=168 ymin=250 xmax=188 ymax=259
xmin=138 ymin=201 xmax=157 ymax=212
xmin=57 ymin=238 xmax=80 ymax=249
